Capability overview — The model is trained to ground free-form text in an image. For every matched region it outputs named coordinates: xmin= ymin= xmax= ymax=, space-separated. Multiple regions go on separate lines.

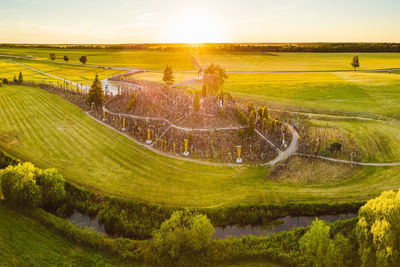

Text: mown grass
xmin=0 ymin=202 xmax=120 ymax=266
xmin=224 ymin=72 xmax=400 ymax=118
xmin=0 ymin=48 xmax=195 ymax=70
xmin=1 ymin=84 xmax=400 ymax=207
xmin=0 ymin=59 xmax=59 ymax=83
xmin=194 ymin=52 xmax=400 ymax=72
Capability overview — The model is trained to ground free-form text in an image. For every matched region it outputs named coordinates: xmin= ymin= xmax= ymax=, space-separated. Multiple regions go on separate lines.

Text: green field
xmin=1 ymin=84 xmax=400 ymax=207
xmin=2 ymin=48 xmax=400 ymax=72
xmin=0 ymin=48 xmax=195 ymax=71
xmin=194 ymin=52 xmax=400 ymax=72
xmin=224 ymin=72 xmax=400 ymax=118
xmin=0 ymin=202 xmax=119 ymax=266
xmin=130 ymin=71 xmax=199 ymax=84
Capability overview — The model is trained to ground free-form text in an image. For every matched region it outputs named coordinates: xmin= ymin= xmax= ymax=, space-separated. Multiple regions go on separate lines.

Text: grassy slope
xmin=225 ymin=72 xmax=400 ymax=118
xmin=0 ymin=203 xmax=119 ymax=266
xmin=195 ymin=52 xmax=400 ymax=72
xmin=1 ymin=84 xmax=400 ymax=207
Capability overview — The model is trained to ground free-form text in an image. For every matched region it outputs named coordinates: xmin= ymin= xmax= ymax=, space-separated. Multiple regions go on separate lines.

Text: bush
xmin=36 ymin=168 xmax=66 ymax=211
xmin=247 ymin=102 xmax=255 ymax=113
xmin=151 ymin=210 xmax=214 ymax=265
xmin=238 ymin=111 xmax=247 ymax=125
xmin=249 ymin=110 xmax=256 ymax=136
xmin=220 ymin=108 xmax=225 ymax=117
xmin=0 ymin=163 xmax=42 ymax=208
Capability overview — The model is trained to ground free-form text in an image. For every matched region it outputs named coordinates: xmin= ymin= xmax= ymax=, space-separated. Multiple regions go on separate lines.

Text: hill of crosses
xmin=89 ymin=67 xmax=292 ymax=164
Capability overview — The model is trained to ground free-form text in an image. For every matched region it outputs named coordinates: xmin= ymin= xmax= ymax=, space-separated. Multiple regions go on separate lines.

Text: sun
xmin=167 ymin=13 xmax=223 ymax=43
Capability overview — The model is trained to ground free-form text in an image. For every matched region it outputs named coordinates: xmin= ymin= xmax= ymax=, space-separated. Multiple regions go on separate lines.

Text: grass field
xmin=0 ymin=48 xmax=195 ymax=70
xmin=0 ymin=202 xmax=119 ymax=266
xmin=1 ymin=48 xmax=400 ymax=72
xmin=224 ymin=72 xmax=400 ymax=118
xmin=1 ymin=84 xmax=400 ymax=207
xmin=194 ymin=52 xmax=400 ymax=72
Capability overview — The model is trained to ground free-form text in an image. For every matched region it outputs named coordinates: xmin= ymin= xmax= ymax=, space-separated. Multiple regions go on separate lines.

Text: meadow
xmin=0 ymin=202 xmax=120 ymax=266
xmin=1 ymin=84 xmax=400 ymax=207
xmin=1 ymin=48 xmax=400 ymax=72
xmin=224 ymin=72 xmax=400 ymax=118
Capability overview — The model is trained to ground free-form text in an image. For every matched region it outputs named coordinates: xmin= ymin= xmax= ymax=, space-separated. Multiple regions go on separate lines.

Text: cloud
xmin=137 ymin=12 xmax=159 ymax=21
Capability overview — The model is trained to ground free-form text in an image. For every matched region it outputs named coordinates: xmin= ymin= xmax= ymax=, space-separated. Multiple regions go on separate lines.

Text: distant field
xmin=0 ymin=48 xmax=195 ymax=70
xmin=0 ymin=202 xmax=119 ymax=266
xmin=224 ymin=72 xmax=400 ymax=118
xmin=1 ymin=48 xmax=400 ymax=72
xmin=194 ymin=52 xmax=400 ymax=72
xmin=1 ymin=84 xmax=400 ymax=207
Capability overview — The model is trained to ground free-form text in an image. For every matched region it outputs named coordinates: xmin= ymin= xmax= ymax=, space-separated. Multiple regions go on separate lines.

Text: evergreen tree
xmin=18 ymin=72 xmax=23 ymax=84
xmin=351 ymin=55 xmax=360 ymax=71
xmin=13 ymin=75 xmax=17 ymax=83
xmin=86 ymin=74 xmax=104 ymax=110
xmin=193 ymin=90 xmax=201 ymax=111
xmin=249 ymin=110 xmax=256 ymax=136
xmin=163 ymin=65 xmax=175 ymax=87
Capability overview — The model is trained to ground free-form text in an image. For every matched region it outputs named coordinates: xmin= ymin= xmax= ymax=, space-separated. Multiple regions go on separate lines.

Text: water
xmin=212 ymin=213 xmax=357 ymax=239
xmin=68 ymin=211 xmax=106 ymax=235
xmin=67 ymin=211 xmax=357 ymax=240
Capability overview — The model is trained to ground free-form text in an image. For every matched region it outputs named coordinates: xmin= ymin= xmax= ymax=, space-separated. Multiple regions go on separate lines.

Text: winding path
xmin=10 ymin=57 xmax=400 ymax=167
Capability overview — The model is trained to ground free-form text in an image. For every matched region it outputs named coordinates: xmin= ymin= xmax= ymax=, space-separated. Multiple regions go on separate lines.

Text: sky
xmin=1 ymin=0 xmax=400 ymax=44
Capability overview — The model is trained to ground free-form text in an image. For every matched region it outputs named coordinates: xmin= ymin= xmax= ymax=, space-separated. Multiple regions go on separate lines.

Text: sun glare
xmin=168 ymin=13 xmax=223 ymax=43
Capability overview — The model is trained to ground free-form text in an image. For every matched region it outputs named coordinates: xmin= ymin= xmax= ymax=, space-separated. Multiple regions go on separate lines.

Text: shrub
xmin=125 ymin=93 xmax=136 ymax=111
xmin=249 ymin=110 xmax=256 ymax=136
xmin=247 ymin=102 xmax=255 ymax=113
xmin=194 ymin=90 xmax=201 ymax=112
xmin=0 ymin=162 xmax=42 ymax=208
xmin=238 ymin=111 xmax=247 ymax=125
xmin=220 ymin=108 xmax=225 ymax=117
xmin=151 ymin=210 xmax=214 ymax=265
xmin=36 ymin=168 xmax=66 ymax=212
xmin=330 ymin=142 xmax=342 ymax=153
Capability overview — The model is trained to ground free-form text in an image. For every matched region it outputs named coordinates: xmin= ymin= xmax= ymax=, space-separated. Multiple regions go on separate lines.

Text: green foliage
xmin=151 ymin=210 xmax=214 ymax=265
xmin=249 ymin=110 xmax=256 ymax=137
xmin=356 ymin=190 xmax=400 ymax=266
xmin=220 ymin=108 xmax=225 ymax=117
xmin=201 ymin=84 xmax=207 ymax=97
xmin=63 ymin=55 xmax=69 ymax=63
xmin=247 ymin=102 xmax=255 ymax=113
xmin=0 ymin=163 xmax=42 ymax=208
xmin=18 ymin=72 xmax=23 ymax=83
xmin=163 ymin=65 xmax=175 ymax=87
xmin=238 ymin=111 xmax=248 ymax=125
xmin=203 ymin=63 xmax=228 ymax=95
xmin=125 ymin=93 xmax=136 ymax=111
xmin=193 ymin=90 xmax=201 ymax=112
xmin=330 ymin=142 xmax=342 ymax=153
xmin=351 ymin=55 xmax=360 ymax=70
xmin=35 ymin=168 xmax=66 ymax=212
xmin=86 ymin=74 xmax=104 ymax=110
xmin=299 ymin=219 xmax=331 ymax=266
xmin=49 ymin=53 xmax=56 ymax=61
xmin=79 ymin=55 xmax=88 ymax=64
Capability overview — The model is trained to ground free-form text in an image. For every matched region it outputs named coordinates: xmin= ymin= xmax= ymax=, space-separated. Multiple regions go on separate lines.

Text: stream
xmin=67 ymin=211 xmax=357 ymax=240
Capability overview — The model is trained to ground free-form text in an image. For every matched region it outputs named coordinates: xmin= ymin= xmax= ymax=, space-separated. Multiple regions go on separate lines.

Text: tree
xmin=50 ymin=53 xmax=56 ymax=61
xmin=79 ymin=56 xmax=88 ymax=64
xmin=18 ymin=72 xmax=23 ymax=84
xmin=35 ymin=168 xmax=66 ymax=211
xmin=163 ymin=65 xmax=175 ymax=87
xmin=247 ymin=102 xmax=255 ymax=113
xmin=249 ymin=110 xmax=256 ymax=136
xmin=125 ymin=93 xmax=136 ymax=111
xmin=63 ymin=55 xmax=69 ymax=64
xmin=351 ymin=55 xmax=360 ymax=71
xmin=356 ymin=190 xmax=400 ymax=266
xmin=203 ymin=64 xmax=228 ymax=95
xmin=152 ymin=210 xmax=214 ymax=265
xmin=86 ymin=74 xmax=104 ymax=110
xmin=193 ymin=90 xmax=201 ymax=112
xmin=13 ymin=75 xmax=18 ymax=83
xmin=0 ymin=163 xmax=42 ymax=208
xmin=299 ymin=218 xmax=331 ymax=266
xmin=201 ymin=84 xmax=207 ymax=97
